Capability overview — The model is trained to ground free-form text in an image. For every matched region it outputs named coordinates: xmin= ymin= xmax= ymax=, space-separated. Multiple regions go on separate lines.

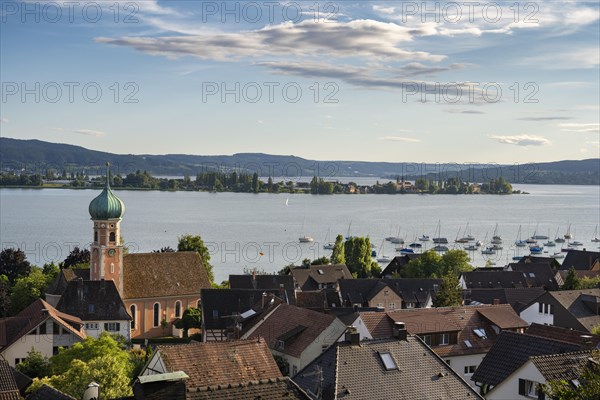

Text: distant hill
xmin=0 ymin=137 xmax=598 ymax=184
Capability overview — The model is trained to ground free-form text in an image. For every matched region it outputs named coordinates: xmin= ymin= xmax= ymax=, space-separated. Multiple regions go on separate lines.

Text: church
xmin=47 ymin=165 xmax=211 ymax=339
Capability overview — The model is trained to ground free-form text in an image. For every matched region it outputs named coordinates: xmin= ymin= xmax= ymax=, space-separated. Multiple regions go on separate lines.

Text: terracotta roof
xmin=547 ymin=289 xmax=600 ymax=332
xmin=471 ymin=331 xmax=581 ymax=386
xmin=360 ymin=312 xmax=394 ymax=338
xmin=0 ymin=360 xmax=20 ymax=400
xmin=290 ymin=264 xmax=352 ymax=291
xmin=154 ymin=338 xmax=282 ymax=388
xmin=530 ymin=350 xmax=596 ymax=381
xmin=246 ymin=303 xmax=342 ymax=358
xmin=229 ymin=274 xmax=296 ymax=305
xmin=561 ymin=249 xmax=600 ymax=271
xmin=123 ymin=252 xmax=211 ymax=299
xmin=0 ymin=299 xmax=84 ymax=352
xmin=187 ymin=377 xmax=311 ymax=400
xmin=526 ymin=323 xmax=600 ymax=347
xmin=25 ymin=384 xmax=76 ymax=400
xmin=56 ymin=279 xmax=131 ymax=321
xmin=465 ymin=287 xmax=546 ymax=313
xmin=476 ymin=306 xmax=530 ymax=329
xmin=294 ymin=336 xmax=483 ymax=400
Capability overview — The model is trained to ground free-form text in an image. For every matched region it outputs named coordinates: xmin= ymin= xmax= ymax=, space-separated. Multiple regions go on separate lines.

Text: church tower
xmin=89 ymin=163 xmax=125 ymax=294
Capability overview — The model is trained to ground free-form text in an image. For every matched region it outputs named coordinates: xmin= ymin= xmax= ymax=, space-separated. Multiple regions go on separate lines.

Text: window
xmin=423 ymin=335 xmax=431 ymax=345
xmin=518 ymin=379 xmax=543 ymax=399
xmin=317 ymin=269 xmax=324 ymax=275
xmin=212 ymin=310 xmax=219 ymax=319
xmin=389 ymin=303 xmax=395 ymax=310
xmin=405 ymin=302 xmax=414 ymax=309
xmin=94 ymin=231 xmax=98 ymax=242
xmin=473 ymin=328 xmax=488 ymax=339
xmin=39 ymin=322 xmax=46 ymax=334
xmin=378 ymin=352 xmax=398 ymax=370
xmin=539 ymin=302 xmax=543 ymax=313
xmin=175 ymin=301 xmax=182 ymax=318
xmin=464 ymin=340 xmax=472 ymax=348
xmin=440 ymin=333 xmax=450 ymax=345
xmin=85 ymin=323 xmax=98 ymax=330
xmin=464 ymin=365 xmax=477 ymax=375
xmin=110 ymin=263 xmax=114 ymax=274
xmin=153 ymin=303 xmax=160 ymax=327
xmin=377 ymin=303 xmax=384 ymax=308
xmin=539 ymin=303 xmax=554 ymax=315
xmin=130 ymin=305 xmax=136 ymax=330
xmin=88 ymin=304 xmax=95 ymax=313
xmin=109 ymin=232 xmax=116 ymax=242
xmin=277 ymin=340 xmax=285 ymax=350
xmin=53 ymin=322 xmax=60 ymax=335
xmin=104 ymin=322 xmax=121 ymax=332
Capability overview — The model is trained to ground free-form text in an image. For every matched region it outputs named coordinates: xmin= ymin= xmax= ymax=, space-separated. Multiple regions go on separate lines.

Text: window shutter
xmin=518 ymin=379 xmax=526 ymax=395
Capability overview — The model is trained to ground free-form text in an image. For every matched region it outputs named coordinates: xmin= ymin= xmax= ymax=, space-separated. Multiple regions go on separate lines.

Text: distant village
xmin=1 ymin=170 xmax=598 ymax=400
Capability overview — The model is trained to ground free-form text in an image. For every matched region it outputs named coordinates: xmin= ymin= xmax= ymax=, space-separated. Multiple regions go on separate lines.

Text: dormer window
xmin=473 ymin=328 xmax=487 ymax=339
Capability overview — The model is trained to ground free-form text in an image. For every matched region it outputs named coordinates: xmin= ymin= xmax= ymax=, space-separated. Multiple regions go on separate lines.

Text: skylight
xmin=529 ymin=272 xmax=536 ymax=278
xmin=240 ymin=309 xmax=257 ymax=319
xmin=473 ymin=328 xmax=487 ymax=339
xmin=464 ymin=340 xmax=472 ymax=348
xmin=318 ymin=269 xmax=324 ymax=275
xmin=379 ymin=352 xmax=398 ymax=371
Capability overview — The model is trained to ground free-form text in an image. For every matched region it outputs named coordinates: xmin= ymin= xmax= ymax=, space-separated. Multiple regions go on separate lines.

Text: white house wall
xmin=84 ymin=320 xmax=130 ymax=340
xmin=520 ymin=303 xmax=554 ymax=326
xmin=486 ymin=361 xmax=545 ymax=400
xmin=445 ymin=353 xmax=487 ymax=389
xmin=337 ymin=316 xmax=372 ymax=342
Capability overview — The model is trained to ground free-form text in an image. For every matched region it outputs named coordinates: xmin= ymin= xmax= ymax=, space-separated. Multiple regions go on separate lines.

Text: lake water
xmin=1 ymin=185 xmax=599 ymax=283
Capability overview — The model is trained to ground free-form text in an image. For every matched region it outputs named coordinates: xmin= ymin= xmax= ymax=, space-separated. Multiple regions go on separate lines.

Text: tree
xmin=543 ymin=350 xmax=600 ymax=400
xmin=433 ymin=272 xmax=462 ymax=307
xmin=331 ymin=234 xmax=345 ymax=264
xmin=174 ymin=307 xmax=201 ymax=338
xmin=10 ymin=268 xmax=50 ymax=315
xmin=15 ymin=348 xmax=51 ymax=379
xmin=344 ymin=237 xmax=377 ymax=278
xmin=152 ymin=247 xmax=175 ymax=253
xmin=405 ymin=250 xmax=443 ymax=278
xmin=61 ymin=247 xmax=90 ymax=269
xmin=441 ymin=250 xmax=473 ymax=276
xmin=0 ymin=248 xmax=32 ymax=284
xmin=311 ymin=257 xmax=331 ymax=265
xmin=562 ymin=267 xmax=581 ymax=290
xmin=177 ymin=234 xmax=214 ymax=284
xmin=29 ymin=333 xmax=140 ymax=399
xmin=0 ymin=275 xmax=11 ymax=318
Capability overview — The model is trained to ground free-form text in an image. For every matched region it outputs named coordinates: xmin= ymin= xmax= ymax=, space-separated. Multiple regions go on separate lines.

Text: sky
xmin=0 ymin=0 xmax=599 ymax=163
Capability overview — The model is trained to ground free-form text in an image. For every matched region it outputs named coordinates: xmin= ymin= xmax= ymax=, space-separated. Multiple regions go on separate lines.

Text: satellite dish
xmin=82 ymin=382 xmax=100 ymax=400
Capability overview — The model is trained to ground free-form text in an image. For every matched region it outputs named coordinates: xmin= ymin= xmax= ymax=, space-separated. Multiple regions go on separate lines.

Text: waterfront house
xmin=506 ymin=263 xmax=561 ymax=290
xmin=460 ymin=271 xmax=543 ymax=289
xmin=338 ymin=279 xmax=404 ymax=310
xmin=293 ymin=326 xmax=483 ymax=399
xmin=229 ymin=273 xmax=296 ymax=305
xmin=289 ymin=264 xmax=352 ymax=291
xmin=519 ymin=288 xmax=600 ymax=332
xmin=464 ymin=287 xmax=546 ymax=313
xmin=560 ymin=249 xmax=600 ymax=271
xmin=0 ymin=299 xmax=85 ymax=367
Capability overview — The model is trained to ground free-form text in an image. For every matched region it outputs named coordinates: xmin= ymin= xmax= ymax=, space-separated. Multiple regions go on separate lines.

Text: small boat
xmin=515 ymin=225 xmax=527 ymax=247
xmin=555 ymin=237 xmax=566 ymax=243
xmin=299 ymin=236 xmax=314 ymax=243
xmin=531 ymin=224 xmax=548 ymax=240
xmin=491 ymin=223 xmax=502 ymax=244
xmin=475 ymin=240 xmax=483 ymax=247
xmin=377 ymin=255 xmax=392 ymax=263
xmin=397 ymin=248 xmax=415 ymax=254
xmin=529 ymin=246 xmax=543 ymax=254
xmin=464 ymin=244 xmax=478 ymax=251
xmin=526 ymin=238 xmax=537 ymax=244
xmin=409 ymin=242 xmax=422 ymax=249
xmin=564 ymin=224 xmax=573 ymax=240
xmin=376 ymin=240 xmax=389 ymax=263
xmin=544 ymin=240 xmax=555 ymax=247
xmin=512 ymin=256 xmax=523 ymax=261
xmin=390 ymin=237 xmax=405 ymax=244
xmin=433 ymin=245 xmax=449 ymax=252
xmin=551 ymin=252 xmax=565 ymax=259
xmin=570 ymin=241 xmax=583 ymax=246
xmin=323 ymin=243 xmax=335 ymax=250
xmin=561 ymin=246 xmax=577 ymax=252
xmin=432 ymin=220 xmax=448 ymax=244
xmin=419 ymin=235 xmax=430 ymax=242
xmin=592 ymin=225 xmax=600 ymax=243
xmin=482 ymin=247 xmax=496 ymax=255
xmin=491 ymin=244 xmax=503 ymax=250
xmin=456 ymin=223 xmax=475 ymax=243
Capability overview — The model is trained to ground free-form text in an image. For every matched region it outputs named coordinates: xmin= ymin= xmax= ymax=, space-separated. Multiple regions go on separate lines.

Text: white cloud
xmin=0 ymin=117 xmax=8 ymax=123
xmin=445 ymin=109 xmax=485 ymax=115
xmin=377 ymin=136 xmax=421 ymax=143
xmin=559 ymin=123 xmax=600 ymax=133
xmin=490 ymin=134 xmax=551 ymax=146
xmin=372 ymin=5 xmax=396 ymax=15
xmin=52 ymin=128 xmax=106 ymax=137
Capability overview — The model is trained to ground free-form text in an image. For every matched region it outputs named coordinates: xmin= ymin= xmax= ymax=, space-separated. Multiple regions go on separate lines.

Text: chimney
xmin=492 ymin=298 xmax=500 ymax=305
xmin=393 ymin=322 xmax=407 ymax=341
xmin=345 ymin=326 xmax=360 ymax=346
xmin=251 ymin=270 xmax=257 ymax=289
xmin=581 ymin=335 xmax=593 ymax=348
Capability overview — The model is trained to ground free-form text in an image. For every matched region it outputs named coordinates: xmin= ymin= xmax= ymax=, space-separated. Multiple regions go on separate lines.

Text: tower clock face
xmin=108 ymin=249 xmax=116 ymax=257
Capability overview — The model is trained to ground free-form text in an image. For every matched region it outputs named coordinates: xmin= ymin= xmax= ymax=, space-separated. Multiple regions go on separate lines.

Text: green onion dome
xmin=89 ymin=163 xmax=125 ymax=220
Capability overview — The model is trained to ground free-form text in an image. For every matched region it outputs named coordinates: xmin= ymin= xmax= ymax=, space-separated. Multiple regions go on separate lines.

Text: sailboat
xmin=554 ymin=227 xmax=566 ymax=243
xmin=433 ymin=220 xmax=448 ymax=244
xmin=491 ymin=223 xmax=503 ymax=244
xmin=532 ymin=223 xmax=549 ymax=240
xmin=593 ymin=225 xmax=600 ymax=243
xmin=456 ymin=223 xmax=474 ymax=243
xmin=345 ymin=221 xmax=354 ymax=240
xmin=376 ymin=240 xmax=391 ymax=263
xmin=515 ymin=225 xmax=527 ymax=247
xmin=544 ymin=229 xmax=555 ymax=247
xmin=322 ymin=228 xmax=334 ymax=250
xmin=299 ymin=218 xmax=313 ymax=243
xmin=389 ymin=225 xmax=404 ymax=244
xmin=564 ymin=223 xmax=573 ymax=240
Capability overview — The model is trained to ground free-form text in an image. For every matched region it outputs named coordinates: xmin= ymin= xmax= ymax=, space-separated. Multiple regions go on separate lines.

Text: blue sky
xmin=1 ymin=0 xmax=599 ymax=163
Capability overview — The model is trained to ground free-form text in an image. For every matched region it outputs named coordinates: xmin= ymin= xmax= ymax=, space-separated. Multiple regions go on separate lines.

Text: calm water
xmin=1 ymin=185 xmax=599 ymax=283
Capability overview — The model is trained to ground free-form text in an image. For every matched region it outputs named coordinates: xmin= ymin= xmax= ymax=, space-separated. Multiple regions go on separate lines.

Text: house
xmin=296 ymin=290 xmax=341 ymax=311
xmin=380 ymin=254 xmax=421 ymax=278
xmin=45 ymin=268 xmax=90 ymax=307
xmin=358 ymin=304 xmax=528 ymax=386
xmin=47 ymin=169 xmax=212 ymax=339
xmin=460 ymin=271 xmax=540 ymax=289
xmin=471 ymin=331 xmax=582 ymax=396
xmin=200 ymin=288 xmax=286 ymax=341
xmin=464 ymin=287 xmax=546 ymax=313
xmin=293 ymin=326 xmax=483 ymax=399
xmin=55 ymin=279 xmax=131 ymax=339
xmin=289 ymin=264 xmax=352 ymax=291
xmin=0 ymin=299 xmax=85 ymax=367
xmin=383 ymin=278 xmax=441 ymax=308
xmin=242 ymin=303 xmax=347 ymax=376
xmin=338 ymin=279 xmax=404 ymax=310
xmin=477 ymin=348 xmax=596 ymax=399
xmin=229 ymin=273 xmax=296 ymax=305
xmin=525 ymin=323 xmax=600 ymax=347
xmin=518 ymin=255 xmax=561 ymax=270
xmin=139 ymin=338 xmax=282 ymax=387
xmin=506 ymin=263 xmax=560 ymax=290
xmin=560 ymin=249 xmax=600 ymax=271
xmin=519 ymin=288 xmax=600 ymax=333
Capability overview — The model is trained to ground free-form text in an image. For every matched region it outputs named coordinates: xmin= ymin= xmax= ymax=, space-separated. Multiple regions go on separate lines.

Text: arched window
xmin=94 ymin=231 xmax=98 ymax=243
xmin=109 ymin=232 xmax=116 ymax=242
xmin=153 ymin=303 xmax=160 ymax=327
xmin=175 ymin=301 xmax=182 ymax=318
xmin=110 ymin=263 xmax=114 ymax=274
xmin=130 ymin=304 xmax=136 ymax=330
